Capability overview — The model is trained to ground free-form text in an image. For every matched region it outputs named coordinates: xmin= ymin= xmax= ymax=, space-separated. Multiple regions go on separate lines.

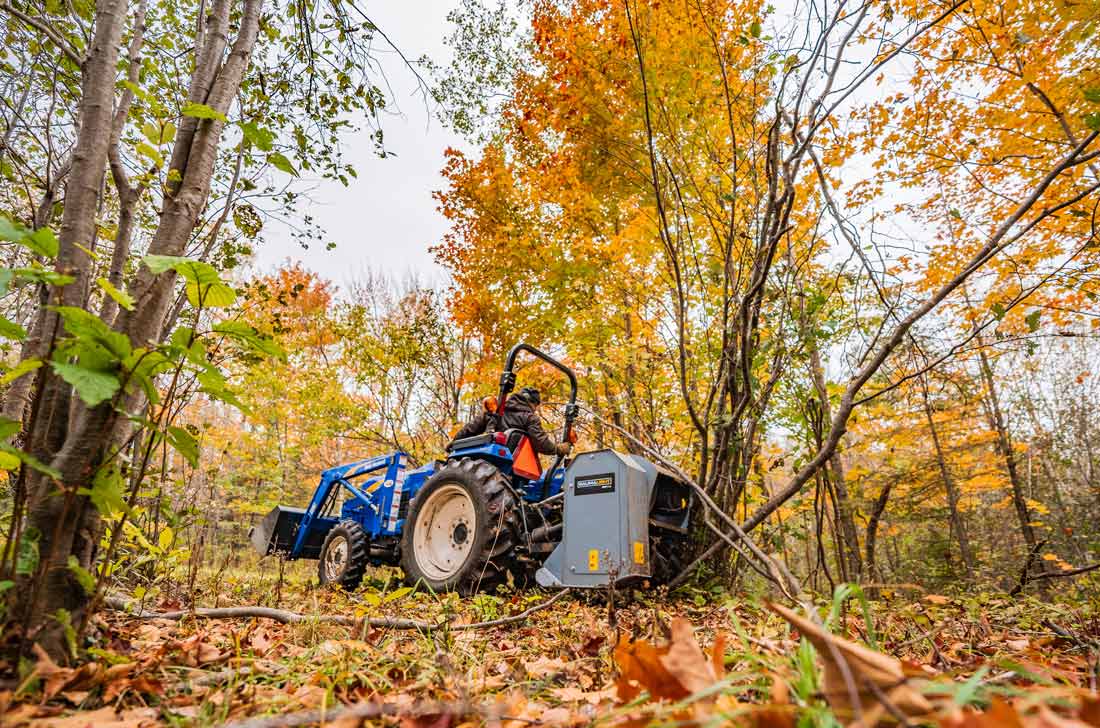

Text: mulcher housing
xmin=250 ymin=343 xmax=694 ymax=591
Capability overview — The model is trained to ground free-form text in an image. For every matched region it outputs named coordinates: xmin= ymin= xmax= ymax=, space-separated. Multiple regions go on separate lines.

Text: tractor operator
xmin=454 ymin=386 xmax=572 ymax=457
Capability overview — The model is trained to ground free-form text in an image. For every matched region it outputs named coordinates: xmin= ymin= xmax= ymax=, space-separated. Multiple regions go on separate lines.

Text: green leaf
xmin=50 ymin=306 xmax=132 ymax=359
xmin=197 ymin=366 xmax=245 ymax=410
xmin=0 ymin=218 xmax=59 ymax=258
xmin=10 ymin=267 xmax=74 ymax=288
xmin=0 ymin=316 xmax=26 ymax=341
xmin=0 ymin=580 xmax=13 ymax=595
xmin=0 ymin=216 xmax=27 ymax=241
xmin=1084 ymin=88 xmax=1100 ymax=103
xmin=1025 ymin=309 xmax=1041 ymax=332
xmin=50 ymin=361 xmax=121 ymax=407
xmin=187 ymin=280 xmax=236 ymax=308
xmin=135 ymin=141 xmax=164 ymax=168
xmin=68 ymin=555 xmax=96 ymax=595
xmin=79 ymin=465 xmax=129 ymax=517
xmin=96 ymin=277 xmax=135 ymax=311
xmin=170 ymin=326 xmax=208 ymax=365
xmin=166 ymin=425 xmax=199 ymax=467
xmin=181 ymin=102 xmax=227 ymax=122
xmin=211 ymin=321 xmax=286 ymax=361
xmin=1086 ymin=113 xmax=1100 ymax=131
xmin=143 ymin=254 xmax=189 ymax=274
xmin=141 ymin=121 xmax=161 ymax=144
xmin=25 ymin=228 xmax=59 ymax=258
xmin=267 ymin=152 xmax=298 ymax=177
xmin=150 ymin=258 xmax=237 ymax=308
xmin=122 ymin=80 xmax=153 ymax=103
xmin=54 ymin=608 xmax=78 ymax=659
xmin=122 ymin=348 xmax=173 ymax=404
xmin=1 ymin=358 xmax=43 ymax=386
xmin=383 ymin=586 xmax=413 ymax=603
xmin=172 ymin=259 xmax=219 ymax=284
xmin=750 ymin=20 xmax=762 ymax=38
xmin=240 ymin=121 xmax=274 ymax=152
xmin=0 ymin=416 xmax=21 ymax=439
xmin=0 ymin=450 xmax=20 ymax=470
xmin=991 ymin=302 xmax=1006 ymax=320
xmin=0 ymin=443 xmax=60 ymax=479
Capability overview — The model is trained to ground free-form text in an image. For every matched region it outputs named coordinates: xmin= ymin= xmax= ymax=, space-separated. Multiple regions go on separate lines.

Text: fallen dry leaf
xmin=613 ymin=617 xmax=726 ymax=725
xmin=549 ymin=686 xmax=616 ymax=705
xmin=26 ymin=706 xmax=159 ymax=728
xmin=770 ymin=602 xmax=933 ymax=727
xmin=523 ymin=655 xmax=569 ymax=678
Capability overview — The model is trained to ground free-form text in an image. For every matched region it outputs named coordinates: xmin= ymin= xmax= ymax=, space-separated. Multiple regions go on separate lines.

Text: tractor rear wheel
xmin=318 ymin=520 xmax=370 ymax=590
xmin=401 ymin=459 xmax=520 ymax=594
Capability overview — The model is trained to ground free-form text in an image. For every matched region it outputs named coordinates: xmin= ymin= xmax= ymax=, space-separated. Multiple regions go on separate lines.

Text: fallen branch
xmin=103 ymin=588 xmax=571 ymax=633
xmin=1015 ymin=562 xmax=1100 ymax=592
xmin=221 ymin=699 xmax=480 ymax=728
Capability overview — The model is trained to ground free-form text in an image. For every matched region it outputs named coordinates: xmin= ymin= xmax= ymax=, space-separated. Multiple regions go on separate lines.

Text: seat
xmin=445 ymin=433 xmax=493 ymax=451
xmin=445 ymin=428 xmax=541 ymax=479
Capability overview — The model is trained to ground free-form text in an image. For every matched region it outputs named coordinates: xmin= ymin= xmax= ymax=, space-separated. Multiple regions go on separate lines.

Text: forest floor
xmin=2 ymin=563 xmax=1099 ymax=727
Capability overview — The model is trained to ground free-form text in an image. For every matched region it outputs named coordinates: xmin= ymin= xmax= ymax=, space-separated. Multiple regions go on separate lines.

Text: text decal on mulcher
xmin=575 ymin=472 xmax=615 ymax=496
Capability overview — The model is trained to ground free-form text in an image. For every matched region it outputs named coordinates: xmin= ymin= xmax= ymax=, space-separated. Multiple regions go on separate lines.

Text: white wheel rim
xmin=412 ymin=484 xmax=477 ymax=581
xmin=324 ymin=534 xmax=348 ymax=581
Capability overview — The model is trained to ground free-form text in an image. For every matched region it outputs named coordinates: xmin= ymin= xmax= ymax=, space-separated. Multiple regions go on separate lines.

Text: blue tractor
xmin=250 ymin=343 xmax=694 ymax=594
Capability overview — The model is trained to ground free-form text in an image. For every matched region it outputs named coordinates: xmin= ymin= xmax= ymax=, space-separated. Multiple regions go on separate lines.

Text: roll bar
xmin=494 ymin=342 xmax=579 ymax=447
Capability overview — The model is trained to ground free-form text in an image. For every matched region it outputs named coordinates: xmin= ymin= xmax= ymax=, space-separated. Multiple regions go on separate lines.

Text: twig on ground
xmin=220 ymin=699 xmax=479 ymax=728
xmin=103 ymin=588 xmax=571 ymax=633
xmin=895 ymin=625 xmax=946 ymax=651
xmin=1017 ymin=562 xmax=1100 ymax=592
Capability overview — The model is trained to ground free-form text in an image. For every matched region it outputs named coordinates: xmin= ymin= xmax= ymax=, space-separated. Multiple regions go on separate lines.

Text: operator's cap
xmin=517 ymin=386 xmax=541 ymax=405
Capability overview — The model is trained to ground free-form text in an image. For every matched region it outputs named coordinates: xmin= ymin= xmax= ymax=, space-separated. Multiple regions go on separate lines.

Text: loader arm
xmin=288 ymin=453 xmax=408 ymax=558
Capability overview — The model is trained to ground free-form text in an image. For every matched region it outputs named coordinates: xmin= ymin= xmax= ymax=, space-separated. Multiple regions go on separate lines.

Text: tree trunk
xmin=809 ymin=344 xmax=862 ymax=581
xmin=14 ymin=0 xmax=264 ymax=660
xmin=15 ymin=0 xmax=130 ymax=657
xmin=919 ymin=375 xmax=976 ymax=579
xmin=976 ymin=346 xmax=1042 ymax=558
xmin=864 ymin=480 xmax=893 ymax=599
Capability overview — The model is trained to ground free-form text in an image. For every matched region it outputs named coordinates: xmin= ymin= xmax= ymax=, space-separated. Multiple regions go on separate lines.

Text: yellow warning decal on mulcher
xmin=588 ymin=549 xmax=599 ymax=571
xmin=633 ymin=541 xmax=645 ymax=565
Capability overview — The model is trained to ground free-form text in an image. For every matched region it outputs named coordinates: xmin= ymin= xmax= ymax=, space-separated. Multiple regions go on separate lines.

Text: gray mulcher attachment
xmin=537 ymin=449 xmax=680 ymax=588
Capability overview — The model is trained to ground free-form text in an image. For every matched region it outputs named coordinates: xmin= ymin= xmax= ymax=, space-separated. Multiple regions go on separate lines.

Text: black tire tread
xmin=401 ymin=458 xmax=522 ymax=595
xmin=318 ymin=520 xmax=370 ymax=590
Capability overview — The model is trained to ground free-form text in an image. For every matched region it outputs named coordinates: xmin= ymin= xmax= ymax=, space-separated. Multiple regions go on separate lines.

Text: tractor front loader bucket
xmin=250 ymin=506 xmax=328 ymax=559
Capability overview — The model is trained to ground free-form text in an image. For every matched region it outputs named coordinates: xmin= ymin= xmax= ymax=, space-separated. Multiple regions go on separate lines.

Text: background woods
xmin=0 ymin=0 xmax=1098 ymax=724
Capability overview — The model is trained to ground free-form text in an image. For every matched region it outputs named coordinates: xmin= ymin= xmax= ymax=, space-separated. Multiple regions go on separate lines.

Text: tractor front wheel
xmin=400 ymin=459 xmax=520 ymax=594
xmin=318 ymin=520 xmax=370 ymax=590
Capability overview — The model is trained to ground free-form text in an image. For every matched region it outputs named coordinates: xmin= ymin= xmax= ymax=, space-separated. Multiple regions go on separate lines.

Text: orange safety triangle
xmin=513 ymin=436 xmax=542 ymax=480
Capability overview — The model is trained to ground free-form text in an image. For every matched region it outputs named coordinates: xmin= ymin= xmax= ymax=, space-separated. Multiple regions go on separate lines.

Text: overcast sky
xmin=252 ymin=1 xmax=464 ymax=288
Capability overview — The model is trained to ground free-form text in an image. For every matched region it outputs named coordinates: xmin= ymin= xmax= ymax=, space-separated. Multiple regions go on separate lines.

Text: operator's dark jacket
xmin=454 ymin=396 xmax=559 ymax=455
